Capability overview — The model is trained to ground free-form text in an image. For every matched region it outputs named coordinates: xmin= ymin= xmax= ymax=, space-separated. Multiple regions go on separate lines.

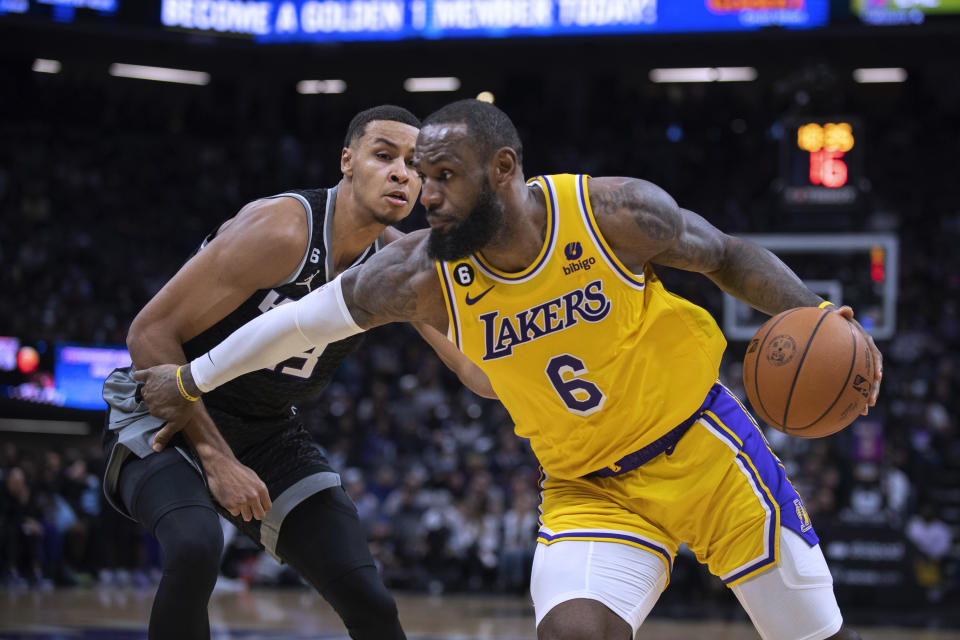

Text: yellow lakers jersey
xmin=436 ymin=174 xmax=727 ymax=479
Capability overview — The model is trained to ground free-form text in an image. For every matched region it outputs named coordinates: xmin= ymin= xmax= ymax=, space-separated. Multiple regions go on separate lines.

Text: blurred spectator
xmin=908 ymin=504 xmax=954 ymax=565
xmin=499 ymin=488 xmax=539 ymax=593
xmin=907 ymin=503 xmax=955 ymax=597
xmin=343 ymin=467 xmax=380 ymax=537
xmin=1 ymin=467 xmax=47 ymax=588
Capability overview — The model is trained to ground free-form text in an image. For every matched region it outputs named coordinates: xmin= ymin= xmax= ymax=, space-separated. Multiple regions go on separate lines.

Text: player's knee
xmin=349 ymin=580 xmax=398 ymax=623
xmin=538 ymin=618 xmax=590 ymax=640
xmin=537 ymin=616 xmax=613 ymax=640
xmin=321 ymin=566 xmax=401 ymax=634
xmin=537 ymin=600 xmax=631 ymax=640
xmin=157 ymin=509 xmax=223 ymax=581
xmin=164 ymin=533 xmax=222 ymax=579
xmin=825 ymin=627 xmax=861 ymax=640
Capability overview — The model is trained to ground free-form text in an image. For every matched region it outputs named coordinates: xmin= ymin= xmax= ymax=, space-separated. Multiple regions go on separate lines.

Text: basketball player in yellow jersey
xmin=135 ymin=100 xmax=882 ymax=640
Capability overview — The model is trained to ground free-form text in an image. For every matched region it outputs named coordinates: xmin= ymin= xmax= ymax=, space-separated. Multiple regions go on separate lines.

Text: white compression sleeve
xmin=189 ymin=274 xmax=363 ymax=392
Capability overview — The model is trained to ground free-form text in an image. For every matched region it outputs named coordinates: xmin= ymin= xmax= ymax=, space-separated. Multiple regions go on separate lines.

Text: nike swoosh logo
xmin=464 ymin=285 xmax=495 ymax=306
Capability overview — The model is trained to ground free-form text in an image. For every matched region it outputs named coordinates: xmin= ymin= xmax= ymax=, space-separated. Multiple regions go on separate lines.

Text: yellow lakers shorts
xmin=536 ymin=383 xmax=818 ymax=586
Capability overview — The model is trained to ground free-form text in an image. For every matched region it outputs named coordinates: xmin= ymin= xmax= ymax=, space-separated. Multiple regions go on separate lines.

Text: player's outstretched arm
xmin=136 ymin=230 xmax=448 ymax=411
xmin=414 ymin=322 xmax=497 ymax=399
xmin=587 ymin=176 xmax=882 ymax=410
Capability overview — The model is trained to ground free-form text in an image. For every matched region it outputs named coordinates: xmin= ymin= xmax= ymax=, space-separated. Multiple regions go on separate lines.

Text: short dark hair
xmin=344 ymin=105 xmax=421 ymax=147
xmin=423 ymin=99 xmax=523 ymax=166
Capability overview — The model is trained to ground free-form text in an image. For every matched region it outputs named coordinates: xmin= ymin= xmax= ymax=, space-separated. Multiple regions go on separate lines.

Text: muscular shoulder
xmin=208 ymin=196 xmax=309 ymax=287
xmin=221 ymin=196 xmax=308 ymax=252
xmin=355 ymin=230 xmax=437 ymax=298
xmin=586 ymin=177 xmax=681 ymax=266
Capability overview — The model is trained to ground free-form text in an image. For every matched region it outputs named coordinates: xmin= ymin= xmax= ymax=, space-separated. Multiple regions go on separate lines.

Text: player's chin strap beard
xmin=426 ymin=188 xmax=504 ymax=262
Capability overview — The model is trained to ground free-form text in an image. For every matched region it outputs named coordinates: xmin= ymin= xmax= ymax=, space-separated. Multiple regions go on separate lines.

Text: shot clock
xmin=797 ymin=121 xmax=854 ymax=188
xmin=780 ymin=117 xmax=863 ymax=209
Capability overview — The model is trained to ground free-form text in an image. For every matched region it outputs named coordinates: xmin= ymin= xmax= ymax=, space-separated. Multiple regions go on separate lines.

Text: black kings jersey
xmin=183 ymin=186 xmax=382 ymax=420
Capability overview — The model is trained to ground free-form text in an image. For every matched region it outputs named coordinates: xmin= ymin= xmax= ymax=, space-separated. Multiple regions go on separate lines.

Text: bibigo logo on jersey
xmin=562 ymin=241 xmax=596 ymax=275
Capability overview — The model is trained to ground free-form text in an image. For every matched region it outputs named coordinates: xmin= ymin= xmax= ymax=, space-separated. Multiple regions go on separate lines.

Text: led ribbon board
xmin=157 ymin=0 xmax=829 ymax=42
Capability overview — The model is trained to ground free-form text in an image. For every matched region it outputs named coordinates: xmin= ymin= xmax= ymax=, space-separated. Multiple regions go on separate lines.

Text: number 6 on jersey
xmin=545 ymin=354 xmax=606 ymax=416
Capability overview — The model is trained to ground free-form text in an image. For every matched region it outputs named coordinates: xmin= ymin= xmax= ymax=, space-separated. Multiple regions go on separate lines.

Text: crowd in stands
xmin=1 ymin=56 xmax=958 ymax=616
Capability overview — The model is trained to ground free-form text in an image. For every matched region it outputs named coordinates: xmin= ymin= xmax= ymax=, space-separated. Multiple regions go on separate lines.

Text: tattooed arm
xmin=343 ymin=230 xmax=448 ymax=330
xmin=587 ymin=177 xmax=823 ymax=314
xmin=587 ymin=176 xmax=882 ymax=410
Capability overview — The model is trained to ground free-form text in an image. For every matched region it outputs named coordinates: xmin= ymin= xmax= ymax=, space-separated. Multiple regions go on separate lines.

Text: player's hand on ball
xmin=835 ymin=306 xmax=883 ymax=414
xmin=132 ymin=364 xmax=197 ymax=450
xmin=743 ymin=305 xmax=878 ymax=437
xmin=205 ymin=455 xmax=272 ymax=521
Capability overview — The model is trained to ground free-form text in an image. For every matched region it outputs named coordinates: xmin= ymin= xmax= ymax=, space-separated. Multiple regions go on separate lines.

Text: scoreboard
xmin=780 ymin=118 xmax=863 ymax=208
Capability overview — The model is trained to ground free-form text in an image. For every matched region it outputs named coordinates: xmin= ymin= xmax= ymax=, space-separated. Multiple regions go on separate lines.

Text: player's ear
xmin=491 ymin=147 xmax=518 ymax=186
xmin=341 ymin=147 xmax=353 ymax=177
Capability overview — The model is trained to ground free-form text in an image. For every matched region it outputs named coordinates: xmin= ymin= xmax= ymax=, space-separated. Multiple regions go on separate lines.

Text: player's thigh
xmin=730 ymin=528 xmax=843 ymax=640
xmin=227 ymin=423 xmax=341 ymax=555
xmin=531 ymin=539 xmax=667 ymax=638
xmin=275 ymin=486 xmax=376 ymax=589
xmin=118 ymin=447 xmax=215 ymax=535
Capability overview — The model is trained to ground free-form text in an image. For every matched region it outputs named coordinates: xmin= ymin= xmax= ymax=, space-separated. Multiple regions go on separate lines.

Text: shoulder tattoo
xmin=352 ymin=244 xmax=436 ymax=326
xmin=591 ymin=181 xmax=677 ymax=243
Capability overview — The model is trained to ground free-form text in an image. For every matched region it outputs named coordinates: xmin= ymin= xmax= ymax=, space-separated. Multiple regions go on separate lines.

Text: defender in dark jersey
xmin=102 ymin=105 xmax=493 ymax=640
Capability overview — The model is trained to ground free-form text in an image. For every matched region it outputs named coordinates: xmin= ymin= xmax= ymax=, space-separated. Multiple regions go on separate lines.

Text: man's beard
xmin=426 ymin=183 xmax=504 ymax=262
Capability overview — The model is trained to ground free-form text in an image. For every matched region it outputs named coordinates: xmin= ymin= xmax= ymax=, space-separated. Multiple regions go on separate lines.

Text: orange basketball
xmin=742 ymin=306 xmax=873 ymax=438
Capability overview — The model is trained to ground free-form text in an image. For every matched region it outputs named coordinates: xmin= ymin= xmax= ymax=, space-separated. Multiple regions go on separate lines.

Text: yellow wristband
xmin=176 ymin=365 xmax=201 ymax=402
xmin=818 ymin=301 xmax=836 ymax=309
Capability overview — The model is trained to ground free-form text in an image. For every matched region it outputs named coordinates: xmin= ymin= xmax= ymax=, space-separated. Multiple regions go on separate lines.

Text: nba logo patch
xmin=794 ymin=498 xmax=812 ymax=532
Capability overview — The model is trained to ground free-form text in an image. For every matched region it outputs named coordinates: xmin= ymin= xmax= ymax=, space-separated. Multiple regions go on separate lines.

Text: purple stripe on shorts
xmin=701 ymin=390 xmax=820 ymax=550
xmin=537 ymin=529 xmax=673 ymax=570
xmin=719 ymin=450 xmax=779 ymax=584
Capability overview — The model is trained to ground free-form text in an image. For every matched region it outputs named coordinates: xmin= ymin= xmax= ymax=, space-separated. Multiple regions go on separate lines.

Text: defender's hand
xmin=204 ymin=453 xmax=272 ymax=521
xmin=133 ymin=364 xmax=196 ymax=451
xmin=836 ymin=306 xmax=883 ymax=414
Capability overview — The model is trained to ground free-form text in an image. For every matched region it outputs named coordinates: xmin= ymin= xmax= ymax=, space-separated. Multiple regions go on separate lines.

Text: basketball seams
xmin=782 ymin=309 xmax=832 ymax=431
xmin=793 ymin=317 xmax=859 ymax=432
xmin=751 ymin=308 xmax=803 ymax=429
xmin=746 ymin=306 xmax=867 ymax=438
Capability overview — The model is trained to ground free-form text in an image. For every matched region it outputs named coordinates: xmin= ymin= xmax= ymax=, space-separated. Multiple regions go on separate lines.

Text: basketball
xmin=742 ymin=306 xmax=873 ymax=438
